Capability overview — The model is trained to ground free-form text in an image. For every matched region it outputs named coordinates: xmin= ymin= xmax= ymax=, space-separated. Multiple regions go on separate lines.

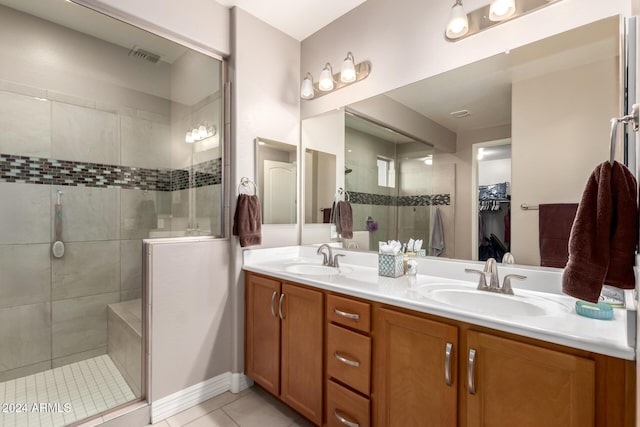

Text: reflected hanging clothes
xmin=430 ymin=207 xmax=444 ymax=256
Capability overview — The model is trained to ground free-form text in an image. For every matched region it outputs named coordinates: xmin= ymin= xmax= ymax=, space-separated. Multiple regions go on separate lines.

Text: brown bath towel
xmin=539 ymin=203 xmax=578 ymax=268
xmin=232 ymin=194 xmax=262 ymax=247
xmin=334 ymin=201 xmax=353 ymax=239
xmin=562 ymin=161 xmax=638 ymax=303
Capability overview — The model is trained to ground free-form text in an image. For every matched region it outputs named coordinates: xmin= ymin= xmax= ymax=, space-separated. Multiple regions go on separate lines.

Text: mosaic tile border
xmin=349 ymin=190 xmax=450 ymax=206
xmin=0 ymin=154 xmax=221 ymax=191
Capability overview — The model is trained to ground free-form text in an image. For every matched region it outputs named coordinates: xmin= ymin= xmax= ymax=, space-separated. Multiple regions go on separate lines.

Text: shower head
xmin=345 ymin=166 xmax=353 ymax=174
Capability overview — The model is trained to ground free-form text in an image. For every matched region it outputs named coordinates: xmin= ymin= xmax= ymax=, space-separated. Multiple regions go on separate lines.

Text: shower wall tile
xmin=120 ymin=239 xmax=142 ymax=292
xmin=0 ymin=244 xmax=50 ymax=309
xmin=51 ymin=102 xmax=119 ymax=165
xmin=121 ymin=115 xmax=171 ymax=170
xmin=52 ymin=241 xmax=120 ymax=300
xmin=52 ymin=292 xmax=120 ymax=359
xmin=0 ymin=183 xmax=50 ymax=244
xmin=55 ymin=186 xmax=120 ymax=242
xmin=0 ymin=91 xmax=51 ymax=158
xmin=0 ymin=302 xmax=51 ymax=372
xmin=120 ymin=289 xmax=142 ymax=302
xmin=51 ymin=346 xmax=107 ymax=369
xmin=121 ymin=189 xmax=160 ymax=240
xmin=0 ymin=360 xmax=52 ymax=383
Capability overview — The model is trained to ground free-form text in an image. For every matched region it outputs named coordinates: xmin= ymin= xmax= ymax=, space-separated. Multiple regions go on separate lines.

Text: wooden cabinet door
xmin=280 ymin=282 xmax=324 ymax=425
xmin=465 ymin=331 xmax=595 ymax=427
xmin=375 ymin=308 xmax=458 ymax=427
xmin=245 ymin=274 xmax=281 ymax=396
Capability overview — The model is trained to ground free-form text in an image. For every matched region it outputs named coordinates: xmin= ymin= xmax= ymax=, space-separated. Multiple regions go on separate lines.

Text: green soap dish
xmin=575 ymin=301 xmax=614 ymax=320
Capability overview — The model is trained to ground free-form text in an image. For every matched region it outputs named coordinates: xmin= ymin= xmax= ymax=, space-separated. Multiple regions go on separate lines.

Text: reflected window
xmin=377 ymin=156 xmax=395 ymax=188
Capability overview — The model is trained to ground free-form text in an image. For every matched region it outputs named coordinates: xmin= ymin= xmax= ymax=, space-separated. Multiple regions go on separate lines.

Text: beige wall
xmin=511 ymin=57 xmax=618 ymax=265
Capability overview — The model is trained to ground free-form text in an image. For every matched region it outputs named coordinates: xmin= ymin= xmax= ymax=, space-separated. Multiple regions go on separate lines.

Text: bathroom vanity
xmin=243 ymin=246 xmax=635 ymax=427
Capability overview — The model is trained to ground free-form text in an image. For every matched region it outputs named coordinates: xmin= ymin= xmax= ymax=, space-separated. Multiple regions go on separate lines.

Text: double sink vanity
xmin=243 ymin=246 xmax=636 ymax=427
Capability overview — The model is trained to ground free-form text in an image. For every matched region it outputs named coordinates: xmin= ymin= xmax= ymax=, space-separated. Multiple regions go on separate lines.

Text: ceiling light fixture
xmin=445 ymin=0 xmax=562 ymax=42
xmin=489 ymin=0 xmax=516 ymax=21
xmin=300 ymin=52 xmax=371 ymax=100
xmin=185 ymin=122 xmax=217 ymax=145
xmin=446 ymin=0 xmax=469 ymax=39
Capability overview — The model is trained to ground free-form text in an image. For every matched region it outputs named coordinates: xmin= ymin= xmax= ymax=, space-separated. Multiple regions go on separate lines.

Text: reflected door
xmin=264 ymin=160 xmax=296 ymax=224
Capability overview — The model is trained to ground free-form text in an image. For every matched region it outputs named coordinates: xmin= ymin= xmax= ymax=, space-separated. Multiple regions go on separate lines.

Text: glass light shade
xmin=446 ymin=1 xmax=468 ymax=39
xmin=185 ymin=131 xmax=194 ymax=143
xmin=424 ymin=157 xmax=433 ymax=165
xmin=340 ymin=53 xmax=357 ymax=83
xmin=489 ymin=0 xmax=516 ymax=21
xmin=192 ymin=128 xmax=200 ymax=141
xmin=198 ymin=125 xmax=208 ymax=139
xmin=318 ymin=63 xmax=334 ymax=91
xmin=300 ymin=73 xmax=315 ymax=99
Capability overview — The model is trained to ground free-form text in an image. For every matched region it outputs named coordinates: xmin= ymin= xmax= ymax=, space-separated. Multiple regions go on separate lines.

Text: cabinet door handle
xmin=334 ymin=308 xmax=360 ymax=320
xmin=444 ymin=342 xmax=453 ymax=386
xmin=278 ymin=293 xmax=285 ymax=320
xmin=468 ymin=348 xmax=477 ymax=395
xmin=270 ymin=291 xmax=277 ymax=317
xmin=334 ymin=351 xmax=360 ymax=367
xmin=334 ymin=410 xmax=359 ymax=427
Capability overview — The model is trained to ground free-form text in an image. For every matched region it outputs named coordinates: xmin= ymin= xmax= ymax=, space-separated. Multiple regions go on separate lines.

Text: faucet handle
xmin=333 ymin=254 xmax=346 ymax=268
xmin=465 ymin=268 xmax=489 ymax=291
xmin=502 ymin=274 xmax=526 ymax=295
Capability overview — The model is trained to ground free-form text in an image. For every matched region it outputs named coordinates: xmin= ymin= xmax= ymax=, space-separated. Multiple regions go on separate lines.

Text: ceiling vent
xmin=128 ymin=46 xmax=161 ymax=64
xmin=450 ymin=109 xmax=471 ymax=118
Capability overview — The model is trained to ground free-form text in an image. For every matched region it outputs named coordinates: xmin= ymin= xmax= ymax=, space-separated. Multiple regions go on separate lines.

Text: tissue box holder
xmin=378 ymin=253 xmax=404 ymax=278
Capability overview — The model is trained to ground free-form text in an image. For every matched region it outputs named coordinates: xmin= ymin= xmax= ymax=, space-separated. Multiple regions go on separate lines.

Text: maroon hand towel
xmin=539 ymin=203 xmax=578 ymax=268
xmin=562 ymin=161 xmax=638 ymax=302
xmin=232 ymin=194 xmax=262 ymax=247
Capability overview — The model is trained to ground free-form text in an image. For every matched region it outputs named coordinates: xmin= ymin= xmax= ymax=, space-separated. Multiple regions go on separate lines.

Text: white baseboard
xmin=150 ymin=372 xmax=252 ymax=423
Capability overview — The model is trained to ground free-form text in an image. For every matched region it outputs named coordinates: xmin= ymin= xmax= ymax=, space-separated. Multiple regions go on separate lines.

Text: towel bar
xmin=520 ymin=203 xmax=539 ymax=210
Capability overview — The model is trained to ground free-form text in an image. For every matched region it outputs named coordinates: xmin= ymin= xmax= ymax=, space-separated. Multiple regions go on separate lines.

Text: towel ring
xmin=609 ymin=104 xmax=640 ymax=165
xmin=336 ymin=187 xmax=350 ymax=202
xmin=238 ymin=177 xmax=257 ymax=195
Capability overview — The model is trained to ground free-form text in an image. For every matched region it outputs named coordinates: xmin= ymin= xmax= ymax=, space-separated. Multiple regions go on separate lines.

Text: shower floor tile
xmin=0 ymin=354 xmax=136 ymax=427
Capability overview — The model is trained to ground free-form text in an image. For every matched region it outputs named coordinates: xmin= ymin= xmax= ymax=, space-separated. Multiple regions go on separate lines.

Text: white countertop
xmin=243 ymin=246 xmax=636 ymax=360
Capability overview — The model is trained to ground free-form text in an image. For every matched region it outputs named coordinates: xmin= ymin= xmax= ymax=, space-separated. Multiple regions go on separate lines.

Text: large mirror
xmin=301 ymin=16 xmax=621 ymax=267
xmin=256 ymin=138 xmax=297 ymax=224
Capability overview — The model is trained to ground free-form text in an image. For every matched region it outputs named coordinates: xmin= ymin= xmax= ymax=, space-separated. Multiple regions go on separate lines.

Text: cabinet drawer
xmin=327 ymin=324 xmax=371 ymax=395
xmin=327 ymin=380 xmax=370 ymax=427
xmin=327 ymin=294 xmax=371 ymax=333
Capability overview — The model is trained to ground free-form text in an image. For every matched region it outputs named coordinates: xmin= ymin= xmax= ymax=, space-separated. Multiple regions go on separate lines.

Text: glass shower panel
xmin=0 ymin=1 xmax=224 ymax=426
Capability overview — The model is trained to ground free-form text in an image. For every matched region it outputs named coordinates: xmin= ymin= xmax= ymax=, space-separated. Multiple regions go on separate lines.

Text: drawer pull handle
xmin=334 ymin=308 xmax=360 ymax=320
xmin=468 ymin=348 xmax=476 ymax=395
xmin=278 ymin=293 xmax=285 ymax=320
xmin=334 ymin=410 xmax=359 ymax=427
xmin=444 ymin=342 xmax=453 ymax=386
xmin=334 ymin=351 xmax=360 ymax=367
xmin=270 ymin=291 xmax=277 ymax=317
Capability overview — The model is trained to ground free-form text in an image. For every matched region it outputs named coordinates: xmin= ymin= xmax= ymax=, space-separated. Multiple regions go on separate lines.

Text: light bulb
xmin=300 ymin=73 xmax=315 ymax=99
xmin=446 ymin=0 xmax=468 ymax=39
xmin=192 ymin=128 xmax=200 ymax=141
xmin=340 ymin=52 xmax=357 ymax=83
xmin=198 ymin=125 xmax=208 ymax=139
xmin=424 ymin=157 xmax=433 ymax=165
xmin=489 ymin=0 xmax=516 ymax=21
xmin=318 ymin=63 xmax=334 ymax=91
xmin=185 ymin=131 xmax=194 ymax=143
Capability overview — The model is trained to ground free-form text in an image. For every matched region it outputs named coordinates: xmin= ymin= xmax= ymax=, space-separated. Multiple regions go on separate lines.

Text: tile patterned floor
xmin=0 ymin=355 xmax=136 ymax=427
xmin=148 ymin=387 xmax=314 ymax=427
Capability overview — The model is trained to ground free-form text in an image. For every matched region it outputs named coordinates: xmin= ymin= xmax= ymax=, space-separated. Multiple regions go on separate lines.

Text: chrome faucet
xmin=465 ymin=258 xmax=526 ymax=295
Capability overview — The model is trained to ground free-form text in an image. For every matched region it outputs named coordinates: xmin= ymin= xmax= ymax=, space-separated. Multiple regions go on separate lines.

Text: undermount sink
xmin=415 ymin=284 xmax=570 ymax=317
xmin=284 ymin=263 xmax=352 ymax=276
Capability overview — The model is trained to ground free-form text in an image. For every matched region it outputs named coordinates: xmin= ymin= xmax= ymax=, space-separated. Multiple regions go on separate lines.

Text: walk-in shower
xmin=0 ymin=1 xmax=224 ymax=425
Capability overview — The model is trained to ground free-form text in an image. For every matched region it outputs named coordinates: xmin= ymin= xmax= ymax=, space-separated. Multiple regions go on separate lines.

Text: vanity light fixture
xmin=445 ymin=0 xmax=563 ymax=42
xmin=489 ymin=0 xmax=516 ymax=21
xmin=185 ymin=122 xmax=216 ymax=144
xmin=300 ymin=52 xmax=371 ymax=100
xmin=446 ymin=0 xmax=469 ymax=39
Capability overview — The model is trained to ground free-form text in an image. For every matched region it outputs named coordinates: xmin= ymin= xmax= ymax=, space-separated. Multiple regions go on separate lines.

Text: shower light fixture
xmin=185 ymin=122 xmax=216 ymax=144
xmin=445 ymin=0 xmax=562 ymax=41
xmin=300 ymin=52 xmax=371 ymax=100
